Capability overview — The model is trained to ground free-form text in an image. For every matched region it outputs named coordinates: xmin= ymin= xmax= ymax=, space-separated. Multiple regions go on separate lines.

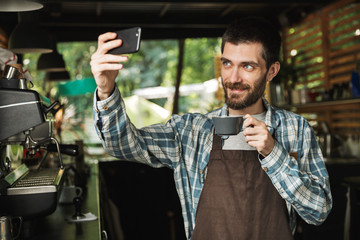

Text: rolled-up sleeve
xmin=260 ymin=114 xmax=332 ymax=226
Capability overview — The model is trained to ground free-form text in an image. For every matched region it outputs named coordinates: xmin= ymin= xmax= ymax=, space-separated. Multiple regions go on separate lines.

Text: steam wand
xmin=23 ymin=129 xmax=64 ymax=169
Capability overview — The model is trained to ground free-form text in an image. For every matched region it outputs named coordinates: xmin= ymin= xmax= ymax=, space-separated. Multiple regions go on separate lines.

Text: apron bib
xmin=191 ymin=134 xmax=293 ymax=240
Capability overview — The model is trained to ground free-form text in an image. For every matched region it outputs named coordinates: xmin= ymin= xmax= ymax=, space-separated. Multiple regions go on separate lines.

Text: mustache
xmin=223 ymin=82 xmax=250 ymax=90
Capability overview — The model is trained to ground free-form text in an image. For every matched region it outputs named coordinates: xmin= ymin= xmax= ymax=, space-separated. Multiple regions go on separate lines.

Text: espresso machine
xmin=0 ymin=64 xmax=77 ymax=239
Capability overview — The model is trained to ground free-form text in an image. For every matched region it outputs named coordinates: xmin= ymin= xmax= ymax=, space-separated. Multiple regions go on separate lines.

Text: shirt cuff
xmin=260 ymin=140 xmax=287 ymax=175
xmin=93 ymin=87 xmax=120 ymax=115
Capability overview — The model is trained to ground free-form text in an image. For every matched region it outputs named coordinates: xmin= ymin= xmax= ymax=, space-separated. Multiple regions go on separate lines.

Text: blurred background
xmin=1 ymin=0 xmax=360 ymax=239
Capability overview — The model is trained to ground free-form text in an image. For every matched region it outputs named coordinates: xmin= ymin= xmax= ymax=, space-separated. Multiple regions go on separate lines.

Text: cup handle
xmin=75 ymin=187 xmax=83 ymax=197
xmin=12 ymin=217 xmax=23 ymax=239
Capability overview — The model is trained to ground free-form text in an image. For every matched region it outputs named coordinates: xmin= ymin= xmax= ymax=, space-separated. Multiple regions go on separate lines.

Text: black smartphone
xmin=107 ymin=27 xmax=141 ymax=55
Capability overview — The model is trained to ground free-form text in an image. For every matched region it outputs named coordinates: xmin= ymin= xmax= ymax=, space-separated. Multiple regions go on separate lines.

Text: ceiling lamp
xmin=0 ymin=0 xmax=43 ymax=12
xmin=45 ymin=71 xmax=71 ymax=81
xmin=9 ymin=12 xmax=52 ymax=54
xmin=37 ymin=46 xmax=66 ymax=72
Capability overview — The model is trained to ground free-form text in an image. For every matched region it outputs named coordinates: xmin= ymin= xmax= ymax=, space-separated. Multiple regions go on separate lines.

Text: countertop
xmin=324 ymin=157 xmax=360 ymax=165
xmin=23 ymin=162 xmax=102 ymax=240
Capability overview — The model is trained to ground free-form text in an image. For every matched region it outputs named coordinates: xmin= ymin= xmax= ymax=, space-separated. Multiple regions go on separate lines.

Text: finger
xmin=244 ymin=133 xmax=264 ymax=142
xmin=246 ymin=140 xmax=258 ymax=150
xmin=96 ymin=63 xmax=124 ymax=72
xmin=90 ymin=57 xmax=124 ymax=76
xmin=243 ymin=114 xmax=261 ymax=128
xmin=98 ymin=32 xmax=117 ymax=45
xmin=97 ymin=32 xmax=122 ymax=55
xmin=243 ymin=125 xmax=269 ymax=138
xmin=244 ymin=129 xmax=274 ymax=145
xmin=90 ymin=55 xmax=128 ymax=73
xmin=243 ymin=122 xmax=259 ymax=136
xmin=98 ymin=39 xmax=122 ymax=56
xmin=244 ymin=136 xmax=264 ymax=150
xmin=244 ymin=136 xmax=259 ymax=149
xmin=92 ymin=54 xmax=128 ymax=64
xmin=90 ymin=61 xmax=124 ymax=78
xmin=243 ymin=127 xmax=257 ymax=136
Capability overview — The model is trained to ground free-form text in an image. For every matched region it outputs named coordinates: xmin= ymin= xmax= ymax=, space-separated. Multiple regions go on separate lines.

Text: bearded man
xmin=91 ymin=17 xmax=332 ymax=240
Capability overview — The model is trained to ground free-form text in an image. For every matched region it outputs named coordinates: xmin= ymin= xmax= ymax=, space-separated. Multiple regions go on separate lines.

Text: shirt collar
xmin=262 ymin=97 xmax=277 ymax=136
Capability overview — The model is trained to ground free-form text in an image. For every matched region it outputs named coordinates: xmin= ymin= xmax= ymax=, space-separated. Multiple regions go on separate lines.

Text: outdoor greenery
xmin=112 ymin=38 xmax=221 ymax=96
xmin=22 ymin=37 xmax=222 ymax=145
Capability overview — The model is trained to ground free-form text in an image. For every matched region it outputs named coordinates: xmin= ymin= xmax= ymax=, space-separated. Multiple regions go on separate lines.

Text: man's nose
xmin=229 ymin=67 xmax=242 ymax=83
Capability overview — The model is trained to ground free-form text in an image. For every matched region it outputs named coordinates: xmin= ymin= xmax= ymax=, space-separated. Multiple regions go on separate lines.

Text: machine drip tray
xmin=0 ymin=166 xmax=65 ymax=217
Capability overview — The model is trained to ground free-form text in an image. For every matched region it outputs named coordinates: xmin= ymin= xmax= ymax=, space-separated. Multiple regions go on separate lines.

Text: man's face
xmin=221 ymin=42 xmax=269 ymax=111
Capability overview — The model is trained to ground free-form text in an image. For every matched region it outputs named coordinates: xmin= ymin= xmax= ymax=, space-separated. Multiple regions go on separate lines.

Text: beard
xmin=222 ymin=74 xmax=267 ymax=110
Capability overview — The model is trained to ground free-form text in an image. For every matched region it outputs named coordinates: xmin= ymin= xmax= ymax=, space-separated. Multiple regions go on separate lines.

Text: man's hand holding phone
xmin=90 ymin=32 xmax=128 ymax=100
xmin=91 ymin=27 xmax=141 ymax=101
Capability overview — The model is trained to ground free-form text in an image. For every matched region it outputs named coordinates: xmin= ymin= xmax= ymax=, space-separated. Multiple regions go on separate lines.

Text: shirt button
xmin=104 ymin=106 xmax=109 ymax=110
xmin=263 ymin=167 xmax=268 ymax=172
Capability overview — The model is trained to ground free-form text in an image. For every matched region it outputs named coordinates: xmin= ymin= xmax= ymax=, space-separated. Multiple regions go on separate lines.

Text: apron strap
xmin=212 ymin=132 xmax=223 ymax=150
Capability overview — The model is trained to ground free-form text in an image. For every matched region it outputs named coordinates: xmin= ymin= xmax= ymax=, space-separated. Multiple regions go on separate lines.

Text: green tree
xmin=117 ymin=40 xmax=178 ymax=97
xmin=182 ymin=38 xmax=221 ymax=85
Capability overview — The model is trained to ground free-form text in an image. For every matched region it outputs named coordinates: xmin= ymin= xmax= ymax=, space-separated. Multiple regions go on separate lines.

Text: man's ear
xmin=266 ymin=61 xmax=280 ymax=82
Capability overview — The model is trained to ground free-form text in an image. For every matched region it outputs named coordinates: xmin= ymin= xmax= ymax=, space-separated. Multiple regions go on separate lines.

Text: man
xmin=91 ymin=17 xmax=332 ymax=239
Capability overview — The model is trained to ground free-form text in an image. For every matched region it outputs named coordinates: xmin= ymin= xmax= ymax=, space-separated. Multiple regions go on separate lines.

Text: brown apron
xmin=191 ymin=134 xmax=293 ymax=240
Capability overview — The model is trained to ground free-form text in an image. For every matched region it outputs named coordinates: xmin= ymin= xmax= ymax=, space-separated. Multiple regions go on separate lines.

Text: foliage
xmin=182 ymin=38 xmax=221 ymax=85
xmin=58 ymin=42 xmax=96 ymax=81
xmin=118 ymin=40 xmax=178 ymax=97
xmin=115 ymin=38 xmax=221 ymax=97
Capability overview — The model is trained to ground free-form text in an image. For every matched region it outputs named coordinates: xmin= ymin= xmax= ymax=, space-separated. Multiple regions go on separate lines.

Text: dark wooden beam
xmin=172 ymin=39 xmax=185 ymax=115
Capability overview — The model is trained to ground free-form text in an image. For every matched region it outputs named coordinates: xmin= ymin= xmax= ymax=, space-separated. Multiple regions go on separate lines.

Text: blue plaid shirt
xmin=93 ymin=87 xmax=332 ymax=239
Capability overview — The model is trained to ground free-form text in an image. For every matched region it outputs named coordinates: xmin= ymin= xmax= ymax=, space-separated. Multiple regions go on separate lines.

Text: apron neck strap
xmin=212 ymin=132 xmax=223 ymax=150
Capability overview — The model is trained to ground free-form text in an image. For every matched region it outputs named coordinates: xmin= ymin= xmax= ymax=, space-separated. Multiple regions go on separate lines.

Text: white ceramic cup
xmin=59 ymin=185 xmax=83 ymax=204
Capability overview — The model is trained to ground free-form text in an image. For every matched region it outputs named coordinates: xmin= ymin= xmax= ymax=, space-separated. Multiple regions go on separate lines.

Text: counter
xmin=21 ymin=162 xmax=102 ymax=240
xmin=324 ymin=157 xmax=360 ymax=165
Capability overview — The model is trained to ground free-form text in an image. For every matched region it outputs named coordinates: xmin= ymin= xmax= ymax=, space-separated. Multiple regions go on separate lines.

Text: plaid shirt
xmin=93 ymin=87 xmax=332 ymax=239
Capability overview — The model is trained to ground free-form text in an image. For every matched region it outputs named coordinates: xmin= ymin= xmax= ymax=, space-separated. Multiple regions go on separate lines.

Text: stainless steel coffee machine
xmin=0 ymin=64 xmax=70 ymax=239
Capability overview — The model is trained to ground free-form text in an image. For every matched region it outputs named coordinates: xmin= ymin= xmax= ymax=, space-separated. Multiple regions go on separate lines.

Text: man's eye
xmin=222 ymin=61 xmax=231 ymax=67
xmin=244 ymin=64 xmax=254 ymax=70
